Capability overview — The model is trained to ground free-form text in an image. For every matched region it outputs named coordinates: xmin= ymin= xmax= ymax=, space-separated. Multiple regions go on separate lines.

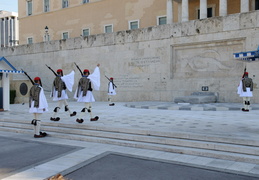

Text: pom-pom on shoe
xmin=76 ymin=118 xmax=84 ymax=123
xmin=50 ymin=117 xmax=55 ymax=121
xmin=90 ymin=116 xmax=99 ymax=121
xmin=40 ymin=132 xmax=48 ymax=137
xmin=55 ymin=117 xmax=60 ymax=121
xmin=70 ymin=111 xmax=77 ymax=117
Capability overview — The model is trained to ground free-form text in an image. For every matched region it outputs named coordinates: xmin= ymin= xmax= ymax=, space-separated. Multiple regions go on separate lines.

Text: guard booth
xmin=0 ymin=57 xmax=23 ymax=111
xmin=233 ymin=46 xmax=259 ymax=62
xmin=0 ymin=73 xmax=3 ymax=110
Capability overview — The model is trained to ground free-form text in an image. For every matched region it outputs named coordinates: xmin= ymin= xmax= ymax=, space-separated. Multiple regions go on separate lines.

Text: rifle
xmin=45 ymin=64 xmax=57 ymax=76
xmin=74 ymin=62 xmax=83 ymax=76
xmin=22 ymin=69 xmax=34 ymax=85
xmin=242 ymin=66 xmax=247 ymax=78
xmin=105 ymin=75 xmax=117 ymax=88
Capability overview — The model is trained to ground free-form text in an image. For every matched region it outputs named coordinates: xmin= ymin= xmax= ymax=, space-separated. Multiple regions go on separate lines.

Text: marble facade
xmin=1 ymin=11 xmax=259 ymax=103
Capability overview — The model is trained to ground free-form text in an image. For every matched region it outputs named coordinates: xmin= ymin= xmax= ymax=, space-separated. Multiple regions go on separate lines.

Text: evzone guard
xmin=46 ymin=65 xmax=77 ymax=121
xmin=23 ymin=70 xmax=48 ymax=138
xmin=74 ymin=63 xmax=100 ymax=123
xmin=105 ymin=75 xmax=117 ymax=106
xmin=237 ymin=69 xmax=253 ymax=112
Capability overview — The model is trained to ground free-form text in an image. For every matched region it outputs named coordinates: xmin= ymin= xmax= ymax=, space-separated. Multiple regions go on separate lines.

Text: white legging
xmin=53 ymin=99 xmax=72 ymax=117
xmin=243 ymin=97 xmax=251 ymax=110
xmin=33 ymin=113 xmax=41 ymax=135
xmin=79 ymin=102 xmax=93 ymax=119
xmin=108 ymin=95 xmax=112 ymax=103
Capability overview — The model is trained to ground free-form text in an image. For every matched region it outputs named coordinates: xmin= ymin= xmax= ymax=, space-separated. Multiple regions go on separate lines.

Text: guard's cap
xmin=57 ymin=69 xmax=63 ymax=73
xmin=34 ymin=77 xmax=41 ymax=81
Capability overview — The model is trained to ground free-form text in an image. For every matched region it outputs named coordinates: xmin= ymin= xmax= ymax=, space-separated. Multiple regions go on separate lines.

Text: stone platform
xmin=174 ymin=92 xmax=218 ymax=104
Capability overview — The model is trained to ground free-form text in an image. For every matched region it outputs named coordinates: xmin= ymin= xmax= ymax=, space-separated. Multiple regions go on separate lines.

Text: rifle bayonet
xmin=46 ymin=64 xmax=58 ymax=76
xmin=74 ymin=62 xmax=83 ymax=76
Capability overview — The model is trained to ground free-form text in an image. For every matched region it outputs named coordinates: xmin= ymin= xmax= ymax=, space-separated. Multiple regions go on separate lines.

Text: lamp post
xmin=44 ymin=26 xmax=49 ymax=41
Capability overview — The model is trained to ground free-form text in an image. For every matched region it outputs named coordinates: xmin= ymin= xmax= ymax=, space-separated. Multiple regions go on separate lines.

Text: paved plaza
xmin=1 ymin=101 xmax=259 ymax=179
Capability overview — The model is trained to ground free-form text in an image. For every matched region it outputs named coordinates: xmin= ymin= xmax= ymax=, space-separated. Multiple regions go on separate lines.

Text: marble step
xmin=1 ymin=126 xmax=259 ymax=164
xmin=1 ymin=119 xmax=259 ymax=147
xmin=1 ymin=121 xmax=259 ymax=157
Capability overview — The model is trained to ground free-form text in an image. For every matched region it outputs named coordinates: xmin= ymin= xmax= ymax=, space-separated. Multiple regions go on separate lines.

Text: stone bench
xmin=174 ymin=92 xmax=218 ymax=104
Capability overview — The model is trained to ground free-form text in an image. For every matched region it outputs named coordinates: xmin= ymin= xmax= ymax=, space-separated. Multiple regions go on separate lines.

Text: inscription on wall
xmin=115 ymin=75 xmax=143 ymax=88
xmin=129 ymin=56 xmax=160 ymax=67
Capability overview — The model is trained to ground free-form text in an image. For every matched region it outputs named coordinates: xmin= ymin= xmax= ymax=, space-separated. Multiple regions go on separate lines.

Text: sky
xmin=0 ymin=0 xmax=18 ymax=13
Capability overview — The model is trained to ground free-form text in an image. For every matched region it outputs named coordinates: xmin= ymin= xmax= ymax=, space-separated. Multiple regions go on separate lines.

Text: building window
xmin=44 ymin=34 xmax=50 ymax=41
xmin=129 ymin=20 xmax=139 ymax=30
xmin=62 ymin=32 xmax=69 ymax=39
xmin=83 ymin=0 xmax=89 ymax=4
xmin=157 ymin=16 xmax=167 ymax=25
xmin=104 ymin=25 xmax=113 ymax=33
xmin=82 ymin=28 xmax=90 ymax=36
xmin=44 ymin=0 xmax=50 ymax=12
xmin=27 ymin=1 xmax=33 ymax=16
xmin=27 ymin=37 xmax=33 ymax=44
xmin=197 ymin=5 xmax=215 ymax=19
xmin=256 ymin=0 xmax=259 ymax=10
xmin=62 ymin=0 xmax=69 ymax=8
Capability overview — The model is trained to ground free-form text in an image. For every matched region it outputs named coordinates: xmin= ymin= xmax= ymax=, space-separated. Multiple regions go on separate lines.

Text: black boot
xmin=76 ymin=118 xmax=84 ymax=123
xmin=40 ymin=132 xmax=48 ymax=137
xmin=70 ymin=111 xmax=77 ymax=117
xmin=90 ymin=116 xmax=99 ymax=121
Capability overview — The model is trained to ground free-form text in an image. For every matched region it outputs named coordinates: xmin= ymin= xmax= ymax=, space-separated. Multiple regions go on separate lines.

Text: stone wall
xmin=1 ymin=11 xmax=259 ymax=103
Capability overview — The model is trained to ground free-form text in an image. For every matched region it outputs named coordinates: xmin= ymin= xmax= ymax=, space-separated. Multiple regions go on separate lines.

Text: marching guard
xmin=237 ymin=71 xmax=253 ymax=112
xmin=28 ymin=76 xmax=48 ymax=138
xmin=74 ymin=63 xmax=100 ymax=123
xmin=107 ymin=77 xmax=117 ymax=106
xmin=47 ymin=65 xmax=77 ymax=121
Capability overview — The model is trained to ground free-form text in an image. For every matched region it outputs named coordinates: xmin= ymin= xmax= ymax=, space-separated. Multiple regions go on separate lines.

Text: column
xmin=5 ymin=17 xmax=9 ymax=47
xmin=0 ymin=19 xmax=1 ymax=47
xmin=12 ymin=17 xmax=16 ymax=46
xmin=167 ymin=0 xmax=174 ymax=24
xmin=251 ymin=0 xmax=255 ymax=10
xmin=3 ymin=73 xmax=10 ymax=111
xmin=14 ymin=17 xmax=19 ymax=45
xmin=219 ymin=0 xmax=227 ymax=16
xmin=2 ymin=18 xmax=5 ymax=47
xmin=241 ymin=0 xmax=249 ymax=12
xmin=10 ymin=17 xmax=14 ymax=46
xmin=178 ymin=1 xmax=182 ymax=22
xmin=182 ymin=0 xmax=189 ymax=22
xmin=200 ymin=0 xmax=207 ymax=19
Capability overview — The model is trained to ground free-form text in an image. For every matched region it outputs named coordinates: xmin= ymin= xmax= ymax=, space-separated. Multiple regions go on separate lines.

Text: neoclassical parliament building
xmin=18 ymin=0 xmax=259 ymax=44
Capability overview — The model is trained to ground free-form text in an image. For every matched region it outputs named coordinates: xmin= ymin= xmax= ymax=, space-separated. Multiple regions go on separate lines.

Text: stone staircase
xmin=1 ymin=118 xmax=259 ymax=164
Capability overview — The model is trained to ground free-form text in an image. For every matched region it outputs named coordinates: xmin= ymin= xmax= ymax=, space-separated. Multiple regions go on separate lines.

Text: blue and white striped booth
xmin=0 ymin=69 xmax=23 ymax=73
xmin=0 ymin=57 xmax=24 ymax=111
xmin=233 ymin=46 xmax=259 ymax=62
xmin=0 ymin=57 xmax=24 ymax=74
